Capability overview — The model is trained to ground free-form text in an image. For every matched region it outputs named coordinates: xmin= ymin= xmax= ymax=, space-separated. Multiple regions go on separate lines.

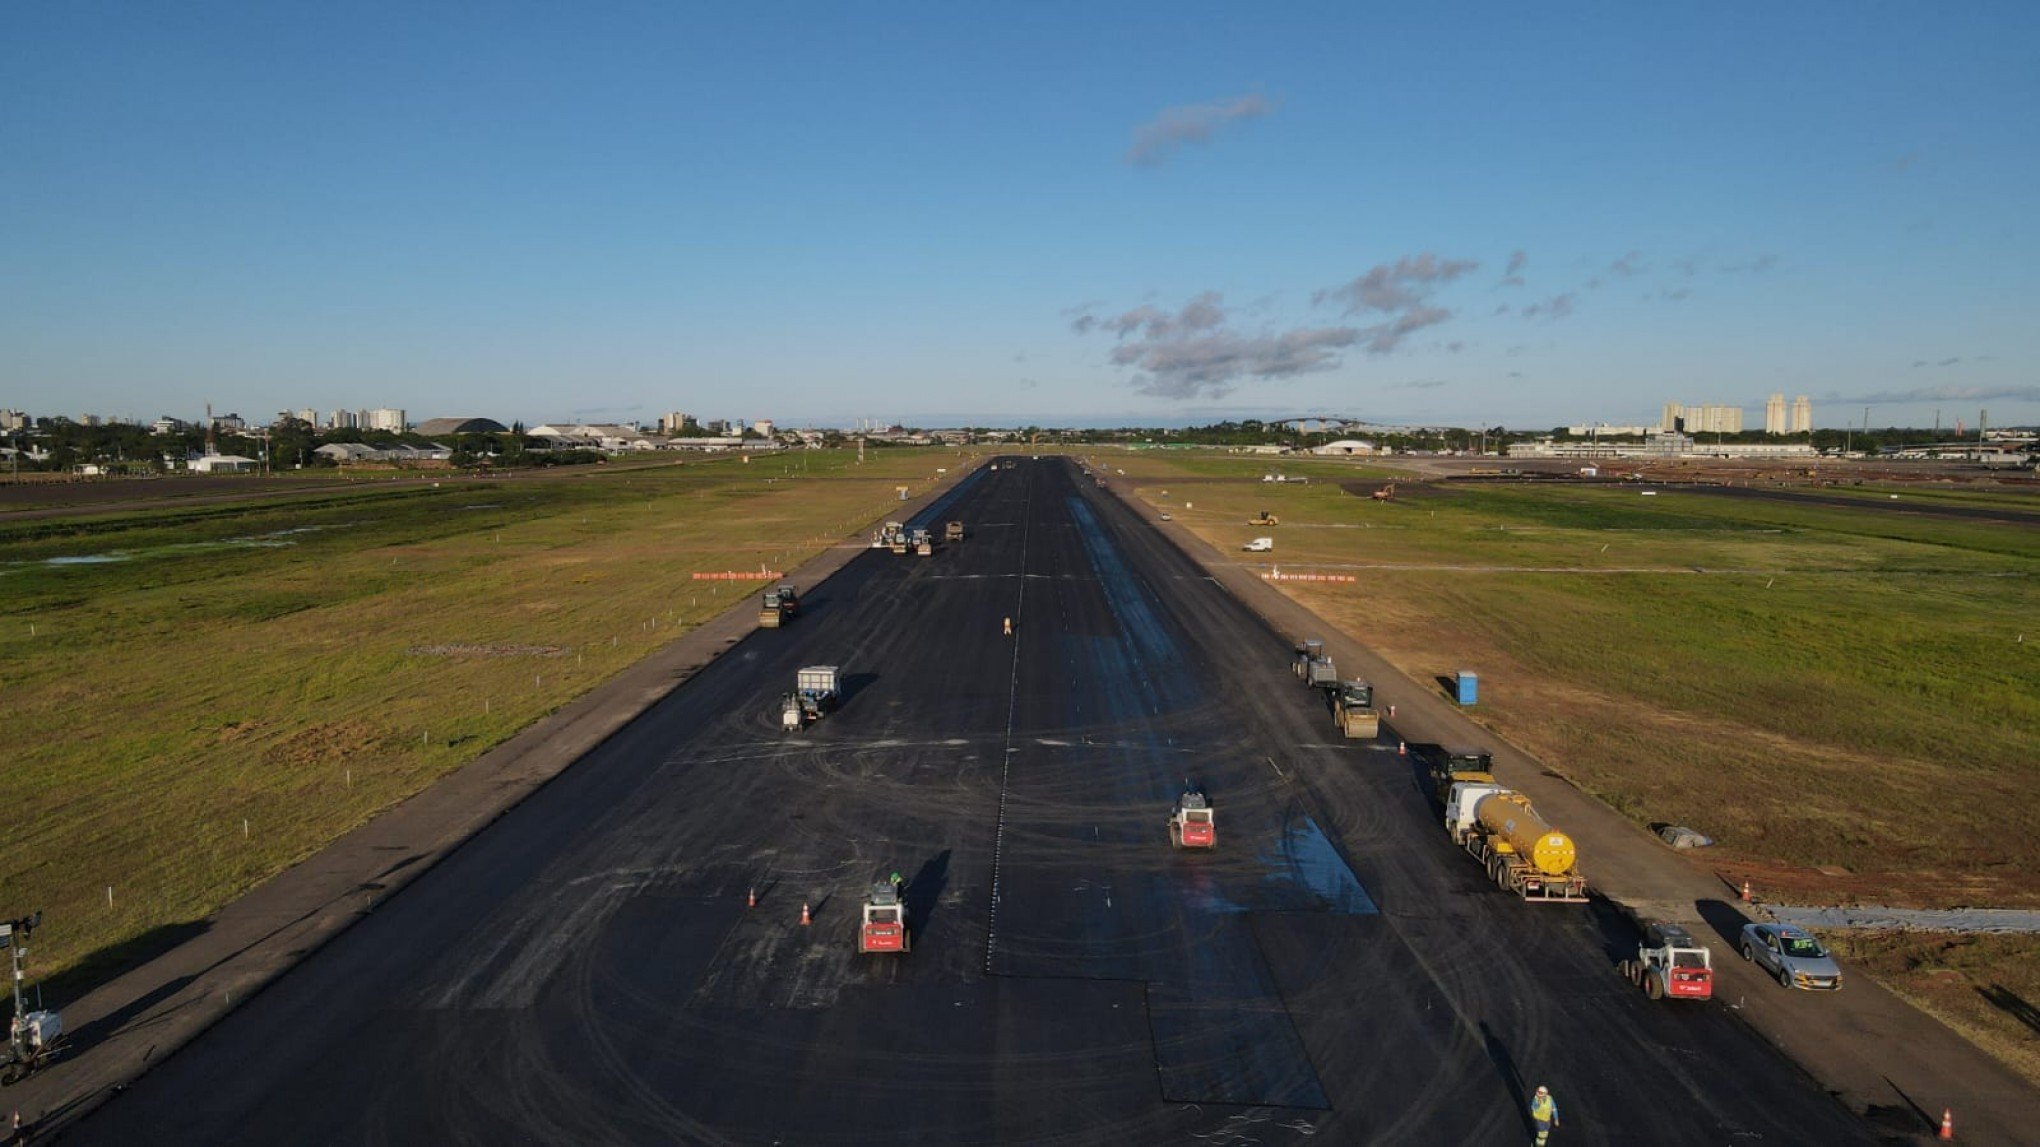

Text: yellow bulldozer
xmin=1250 ymin=510 xmax=1280 ymax=526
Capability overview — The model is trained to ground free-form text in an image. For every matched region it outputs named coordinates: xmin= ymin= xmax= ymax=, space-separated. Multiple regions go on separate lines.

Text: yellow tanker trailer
xmin=1443 ymin=782 xmax=1587 ymax=902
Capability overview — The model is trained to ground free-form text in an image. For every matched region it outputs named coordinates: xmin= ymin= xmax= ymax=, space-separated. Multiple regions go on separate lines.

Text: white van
xmin=1242 ymin=537 xmax=1274 ymax=552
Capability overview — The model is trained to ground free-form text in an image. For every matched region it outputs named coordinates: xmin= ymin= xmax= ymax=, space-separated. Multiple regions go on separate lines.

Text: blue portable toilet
xmin=1455 ymin=671 xmax=1478 ymax=705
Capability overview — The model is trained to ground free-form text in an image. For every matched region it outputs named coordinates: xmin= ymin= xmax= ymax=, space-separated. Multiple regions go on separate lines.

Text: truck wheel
xmin=1645 ymin=972 xmax=1665 ymax=1000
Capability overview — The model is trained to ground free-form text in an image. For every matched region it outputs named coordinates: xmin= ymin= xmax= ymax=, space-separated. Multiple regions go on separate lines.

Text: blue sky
xmin=4 ymin=3 xmax=2036 ymax=430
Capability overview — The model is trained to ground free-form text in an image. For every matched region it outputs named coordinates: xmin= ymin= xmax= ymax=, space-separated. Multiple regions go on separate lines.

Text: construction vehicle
xmin=1333 ymin=680 xmax=1380 ymax=738
xmin=758 ymin=588 xmax=789 ymax=628
xmin=1371 ymin=483 xmax=1396 ymax=502
xmin=1442 ymin=782 xmax=1587 ymax=901
xmin=873 ymin=521 xmax=906 ymax=550
xmin=1304 ymin=654 xmax=1339 ymax=691
xmin=780 ymin=665 xmax=840 ymax=731
xmin=945 ymin=520 xmax=965 ymax=543
xmin=1292 ymin=639 xmax=1326 ymax=680
xmin=911 ymin=528 xmax=934 ymax=556
xmin=858 ymin=874 xmax=910 ymax=954
xmin=1414 ymin=744 xmax=1496 ymax=803
xmin=2 ymin=913 xmax=62 ymax=1086
xmin=1251 ymin=510 xmax=1280 ymax=526
xmin=776 ymin=585 xmax=800 ymax=617
xmin=1618 ymin=919 xmax=1715 ymax=1001
xmin=1169 ymin=787 xmax=1216 ymax=849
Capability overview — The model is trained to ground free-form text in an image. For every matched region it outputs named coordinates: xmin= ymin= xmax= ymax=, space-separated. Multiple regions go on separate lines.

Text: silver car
xmin=1740 ymin=922 xmax=1843 ymax=990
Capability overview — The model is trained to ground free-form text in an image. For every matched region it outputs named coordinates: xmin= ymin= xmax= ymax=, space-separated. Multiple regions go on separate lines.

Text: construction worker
xmin=1529 ymin=1084 xmax=1559 ymax=1145
xmin=1002 ymin=616 xmax=1013 ymax=636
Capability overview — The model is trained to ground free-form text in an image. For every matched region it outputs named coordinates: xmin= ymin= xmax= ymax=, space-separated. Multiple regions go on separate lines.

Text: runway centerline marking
xmin=985 ymin=463 xmax=1034 ymax=973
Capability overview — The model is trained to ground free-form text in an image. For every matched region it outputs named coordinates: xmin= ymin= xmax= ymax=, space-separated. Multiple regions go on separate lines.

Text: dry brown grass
xmin=1824 ymin=931 xmax=2040 ymax=1088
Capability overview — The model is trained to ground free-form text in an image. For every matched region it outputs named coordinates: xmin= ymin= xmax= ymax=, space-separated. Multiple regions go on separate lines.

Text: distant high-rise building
xmin=1764 ymin=393 xmax=1787 ymax=435
xmin=1664 ymin=401 xmax=1743 ymax=434
xmin=362 ymin=408 xmax=407 ymax=433
xmin=752 ymin=419 xmax=775 ymax=437
xmin=659 ymin=411 xmax=691 ymax=434
xmin=1790 ymin=395 xmax=1812 ymax=434
xmin=0 ymin=410 xmax=26 ymax=431
xmin=330 ymin=409 xmax=356 ymax=429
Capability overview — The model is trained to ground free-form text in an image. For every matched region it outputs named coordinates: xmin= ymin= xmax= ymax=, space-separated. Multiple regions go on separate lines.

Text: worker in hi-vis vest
xmin=1530 ymin=1085 xmax=1560 ymax=1144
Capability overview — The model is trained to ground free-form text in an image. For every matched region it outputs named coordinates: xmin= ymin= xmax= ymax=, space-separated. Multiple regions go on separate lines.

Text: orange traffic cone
xmin=747 ymin=886 xmax=757 ymax=909
xmin=1398 ymin=740 xmax=1406 ymax=756
xmin=1939 ymin=1108 xmax=1954 ymax=1140
xmin=800 ymin=902 xmax=811 ymax=926
xmin=1741 ymin=880 xmax=1752 ymax=903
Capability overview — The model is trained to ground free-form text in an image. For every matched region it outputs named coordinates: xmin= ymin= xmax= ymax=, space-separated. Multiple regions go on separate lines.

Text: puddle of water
xmin=1269 ymin=818 xmax=1378 ymax=915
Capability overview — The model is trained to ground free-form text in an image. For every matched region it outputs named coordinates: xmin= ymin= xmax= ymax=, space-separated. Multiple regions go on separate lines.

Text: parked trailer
xmin=1 ymin=915 xmax=63 ymax=1086
xmin=1442 ymin=782 xmax=1587 ymax=901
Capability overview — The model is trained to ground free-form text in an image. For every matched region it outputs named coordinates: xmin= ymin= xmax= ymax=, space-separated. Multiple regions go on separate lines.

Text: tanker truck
xmin=1442 ymin=782 xmax=1587 ymax=902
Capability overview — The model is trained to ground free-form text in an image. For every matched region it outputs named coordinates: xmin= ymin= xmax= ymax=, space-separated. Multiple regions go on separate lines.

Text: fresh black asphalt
xmin=62 ymin=457 xmax=1874 ymax=1145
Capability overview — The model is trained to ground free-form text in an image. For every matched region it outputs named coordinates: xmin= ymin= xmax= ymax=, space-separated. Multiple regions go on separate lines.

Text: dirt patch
xmin=406 ymin=644 xmax=566 ymax=659
xmin=265 ymin=720 xmax=384 ymax=769
xmin=1824 ymin=931 xmax=2040 ymax=1088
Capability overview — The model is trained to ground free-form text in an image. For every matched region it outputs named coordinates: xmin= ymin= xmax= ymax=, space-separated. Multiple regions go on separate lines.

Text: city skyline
xmin=4 ymin=5 xmax=2036 ymax=429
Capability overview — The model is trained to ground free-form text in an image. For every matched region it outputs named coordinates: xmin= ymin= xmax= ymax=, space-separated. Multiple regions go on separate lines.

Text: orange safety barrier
xmin=692 ymin=571 xmax=783 ymax=581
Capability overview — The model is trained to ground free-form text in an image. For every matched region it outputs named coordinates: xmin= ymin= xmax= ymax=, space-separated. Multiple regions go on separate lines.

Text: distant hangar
xmin=412 ymin=417 xmax=509 ymax=436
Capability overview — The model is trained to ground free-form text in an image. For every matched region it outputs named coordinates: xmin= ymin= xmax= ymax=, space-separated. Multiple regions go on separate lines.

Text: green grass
xmin=1121 ymin=452 xmax=2040 ymax=896
xmin=1 ymin=449 xmax=967 ymax=983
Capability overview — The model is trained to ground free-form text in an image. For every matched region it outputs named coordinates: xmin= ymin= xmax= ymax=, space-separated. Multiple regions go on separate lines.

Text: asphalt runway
xmin=64 ymin=457 xmax=1873 ymax=1145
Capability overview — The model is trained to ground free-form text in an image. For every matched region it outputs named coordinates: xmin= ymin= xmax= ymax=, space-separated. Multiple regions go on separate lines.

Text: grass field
xmin=1112 ymin=448 xmax=2040 ymax=1078
xmin=1116 ymin=452 xmax=2039 ymax=896
xmin=1 ymin=450 xmax=962 ymax=985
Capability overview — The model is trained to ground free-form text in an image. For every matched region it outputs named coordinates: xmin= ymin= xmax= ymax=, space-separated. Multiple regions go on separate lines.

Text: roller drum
xmin=1474 ymin=792 xmax=1577 ymax=876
